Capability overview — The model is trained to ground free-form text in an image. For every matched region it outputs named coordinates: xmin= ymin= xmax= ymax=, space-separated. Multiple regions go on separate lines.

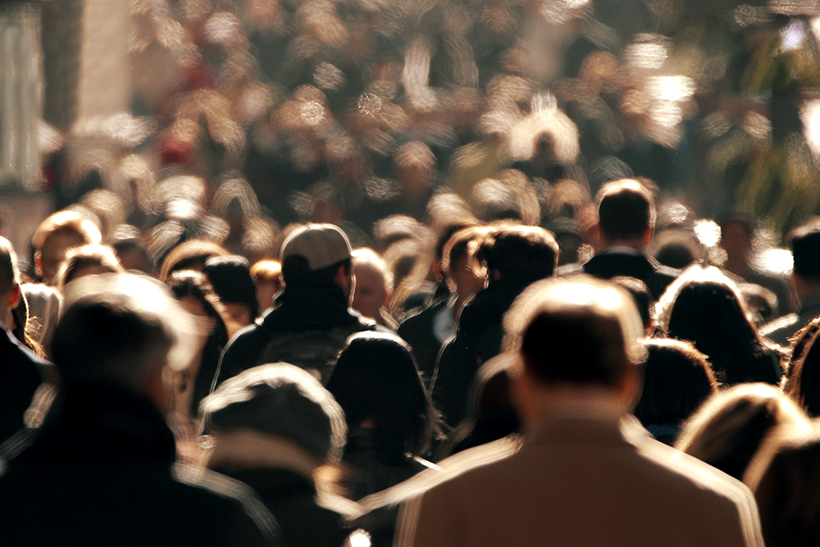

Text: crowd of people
xmin=2 ymin=169 xmax=820 ymax=546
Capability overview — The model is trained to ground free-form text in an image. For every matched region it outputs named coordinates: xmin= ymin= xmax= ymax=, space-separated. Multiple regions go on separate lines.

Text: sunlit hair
xmin=655 ymin=264 xmax=781 ymax=385
xmin=327 ymin=331 xmax=438 ymax=464
xmin=633 ymin=338 xmax=718 ymax=432
xmin=783 ymin=315 xmax=820 ymax=417
xmin=675 ymin=383 xmax=810 ymax=480
xmin=201 ymin=363 xmax=347 ymax=463
xmin=373 ymin=215 xmax=426 ymax=252
xmin=54 ymin=244 xmax=125 ymax=293
xmin=441 ymin=225 xmax=491 ymax=288
xmin=52 ymin=273 xmax=197 ymax=393
xmin=158 ymin=239 xmax=230 ymax=282
xmin=743 ymin=420 xmax=820 ymax=547
xmin=503 ymin=274 xmax=646 ymax=388
xmin=595 ymin=179 xmax=655 ymax=240
xmin=31 ymin=209 xmax=102 ymax=251
xmin=351 ymin=247 xmax=393 ymax=293
xmin=250 ymin=259 xmax=282 ymax=284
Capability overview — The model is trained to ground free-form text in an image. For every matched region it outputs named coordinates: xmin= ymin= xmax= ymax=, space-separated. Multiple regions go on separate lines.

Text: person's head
xmin=633 ymin=338 xmax=718 ymax=442
xmin=744 ymin=420 xmax=820 ymax=547
xmin=470 ymin=171 xmax=540 ymax=226
xmin=50 ymin=273 xmax=197 ymax=412
xmin=158 ymin=239 xmax=230 ymax=282
xmin=350 ymin=248 xmax=392 ymax=323
xmin=54 ymin=244 xmax=125 ymax=293
xmin=250 ymin=259 xmax=282 ymax=313
xmin=783 ymin=316 xmax=820 ymax=417
xmin=503 ymin=275 xmax=646 ymax=423
xmin=108 ymin=224 xmax=151 ymax=274
xmin=166 ymin=270 xmax=233 ymax=416
xmin=203 ymin=255 xmax=259 ymax=326
xmin=649 ymin=228 xmax=704 ymax=270
xmin=280 ymin=223 xmax=353 ymax=298
xmin=675 ymin=383 xmax=810 ymax=480
xmin=472 ymin=223 xmax=558 ymax=285
xmin=595 ymin=179 xmax=655 ymax=248
xmin=656 ymin=264 xmax=773 ymax=385
xmin=202 ymin=363 xmax=347 ymax=468
xmin=441 ymin=226 xmax=489 ymax=305
xmin=0 ymin=236 xmax=21 ymax=327
xmin=32 ymin=210 xmax=102 ymax=284
xmin=610 ymin=276 xmax=652 ymax=333
xmin=788 ymin=217 xmax=820 ymax=300
xmin=327 ymin=331 xmax=437 ymax=463
xmin=720 ymin=214 xmax=754 ymax=273
xmin=395 ymin=141 xmax=435 ymax=199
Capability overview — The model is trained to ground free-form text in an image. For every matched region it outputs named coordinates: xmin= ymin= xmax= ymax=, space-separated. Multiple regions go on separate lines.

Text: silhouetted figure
xmin=396 ymin=275 xmax=764 ymax=547
xmin=0 ymin=273 xmax=279 ymax=547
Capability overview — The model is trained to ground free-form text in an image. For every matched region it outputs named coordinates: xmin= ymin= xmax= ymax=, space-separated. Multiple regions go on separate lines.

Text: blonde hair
xmin=675 ymin=383 xmax=809 ymax=479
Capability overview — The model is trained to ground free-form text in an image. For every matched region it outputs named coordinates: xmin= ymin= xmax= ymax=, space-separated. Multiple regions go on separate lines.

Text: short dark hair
xmin=51 ymin=294 xmax=173 ymax=390
xmin=634 ymin=338 xmax=718 ymax=430
xmin=789 ymin=217 xmax=820 ymax=282
xmin=474 ymin=224 xmax=558 ymax=283
xmin=596 ymin=179 xmax=655 ymax=240
xmin=281 ymin=255 xmax=350 ymax=287
xmin=504 ymin=275 xmax=646 ymax=389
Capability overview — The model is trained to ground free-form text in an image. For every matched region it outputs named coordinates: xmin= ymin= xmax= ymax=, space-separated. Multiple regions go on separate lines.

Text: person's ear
xmin=642 ymin=226 xmax=653 ymax=246
xmin=618 ymin=365 xmax=642 ymax=413
xmin=34 ymin=251 xmax=44 ymax=279
xmin=7 ymin=283 xmax=21 ymax=311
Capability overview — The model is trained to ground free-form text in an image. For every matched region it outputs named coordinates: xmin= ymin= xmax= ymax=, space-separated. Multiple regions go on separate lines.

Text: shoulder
xmin=172 ymin=464 xmax=280 ymax=545
xmin=759 ymin=313 xmax=799 ymax=343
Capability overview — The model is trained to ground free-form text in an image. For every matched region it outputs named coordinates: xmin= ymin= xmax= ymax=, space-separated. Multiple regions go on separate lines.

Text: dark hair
xmin=327 ymin=332 xmax=438 ymax=464
xmin=659 ymin=266 xmax=782 ymax=386
xmin=281 ymin=255 xmax=351 ymax=287
xmin=159 ymin=239 xmax=230 ymax=282
xmin=51 ymin=295 xmax=173 ymax=389
xmin=166 ymin=270 xmax=232 ymax=414
xmin=610 ymin=276 xmax=651 ymax=330
xmin=596 ymin=179 xmax=655 ymax=240
xmin=504 ymin=276 xmax=646 ymax=390
xmin=745 ymin=423 xmax=820 ymax=547
xmin=783 ymin=316 xmax=820 ymax=417
xmin=789 ymin=217 xmax=820 ymax=282
xmin=474 ymin=224 xmax=558 ymax=283
xmin=203 ymin=255 xmax=260 ymax=319
xmin=521 ymin=308 xmax=629 ymax=388
xmin=633 ymin=338 xmax=717 ymax=433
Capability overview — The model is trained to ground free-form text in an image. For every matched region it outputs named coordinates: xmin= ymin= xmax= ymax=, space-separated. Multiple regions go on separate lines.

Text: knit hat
xmin=280 ymin=224 xmax=351 ymax=271
xmin=203 ymin=255 xmax=259 ymax=318
xmin=201 ymin=363 xmax=346 ymax=462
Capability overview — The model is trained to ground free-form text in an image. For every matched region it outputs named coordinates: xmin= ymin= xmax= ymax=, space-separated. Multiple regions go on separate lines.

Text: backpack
xmin=257 ymin=325 xmax=367 ymax=385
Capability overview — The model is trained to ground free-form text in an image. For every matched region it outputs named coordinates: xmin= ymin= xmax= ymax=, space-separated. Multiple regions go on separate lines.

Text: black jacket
xmin=0 ymin=383 xmax=279 ymax=547
xmin=218 ymin=468 xmax=353 ymax=547
xmin=217 ymin=284 xmax=378 ymax=386
xmin=577 ymin=251 xmax=679 ymax=301
xmin=432 ymin=277 xmax=533 ymax=429
xmin=0 ymin=327 xmax=55 ymax=445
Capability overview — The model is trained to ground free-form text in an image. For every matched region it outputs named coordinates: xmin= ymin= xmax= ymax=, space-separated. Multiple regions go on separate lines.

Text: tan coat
xmin=396 ymin=413 xmax=763 ymax=547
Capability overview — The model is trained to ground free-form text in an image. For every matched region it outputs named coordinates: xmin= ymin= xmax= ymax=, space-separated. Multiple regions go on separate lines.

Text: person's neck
xmin=515 ymin=381 xmax=629 ymax=431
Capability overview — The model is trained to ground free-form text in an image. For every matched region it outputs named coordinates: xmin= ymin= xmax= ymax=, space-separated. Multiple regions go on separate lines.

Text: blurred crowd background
xmin=3 ymin=0 xmax=820 ymax=272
